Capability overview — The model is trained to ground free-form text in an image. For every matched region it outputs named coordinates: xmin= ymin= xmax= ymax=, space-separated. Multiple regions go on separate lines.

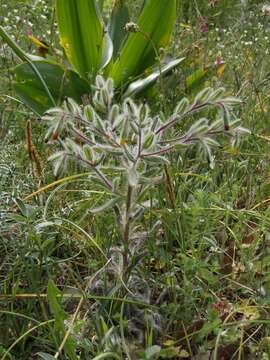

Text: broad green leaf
xmin=109 ymin=0 xmax=129 ymax=58
xmin=125 ymin=57 xmax=185 ymax=97
xmin=14 ymin=60 xmax=90 ymax=115
xmin=56 ymin=0 xmax=104 ymax=79
xmin=111 ymin=0 xmax=176 ymax=88
xmin=0 ymin=26 xmax=55 ymax=107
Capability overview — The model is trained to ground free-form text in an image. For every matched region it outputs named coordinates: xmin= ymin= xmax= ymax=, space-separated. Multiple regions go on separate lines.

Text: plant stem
xmin=122 ymin=185 xmax=133 ymax=281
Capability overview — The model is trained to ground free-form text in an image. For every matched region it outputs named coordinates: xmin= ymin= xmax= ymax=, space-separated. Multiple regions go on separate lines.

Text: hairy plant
xmin=43 ymin=75 xmax=249 ymax=283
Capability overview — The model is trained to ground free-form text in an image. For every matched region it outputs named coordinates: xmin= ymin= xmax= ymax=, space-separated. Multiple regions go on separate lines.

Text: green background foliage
xmin=1 ymin=0 xmax=270 ymax=359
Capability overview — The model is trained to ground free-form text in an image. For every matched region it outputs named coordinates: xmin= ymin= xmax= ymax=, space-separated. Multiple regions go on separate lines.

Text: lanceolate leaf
xmin=56 ymin=0 xmax=104 ymax=79
xmin=125 ymin=57 xmax=185 ymax=97
xmin=100 ymin=32 xmax=114 ymax=70
xmin=109 ymin=0 xmax=130 ymax=59
xmin=111 ymin=0 xmax=177 ymax=88
xmin=14 ymin=61 xmax=90 ymax=115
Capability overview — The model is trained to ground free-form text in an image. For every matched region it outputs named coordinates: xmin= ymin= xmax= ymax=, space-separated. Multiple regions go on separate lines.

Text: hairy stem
xmin=122 ymin=185 xmax=133 ymax=282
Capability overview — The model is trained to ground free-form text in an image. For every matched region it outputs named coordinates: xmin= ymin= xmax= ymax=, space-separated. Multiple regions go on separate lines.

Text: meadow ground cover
xmin=1 ymin=0 xmax=270 ymax=359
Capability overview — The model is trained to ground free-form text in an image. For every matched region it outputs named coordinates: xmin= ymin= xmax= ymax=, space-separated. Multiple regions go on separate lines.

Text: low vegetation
xmin=1 ymin=1 xmax=270 ymax=359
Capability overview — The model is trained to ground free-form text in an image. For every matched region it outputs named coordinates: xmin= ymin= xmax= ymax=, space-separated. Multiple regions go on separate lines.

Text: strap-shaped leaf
xmin=14 ymin=61 xmax=90 ymax=115
xmin=109 ymin=0 xmax=129 ymax=59
xmin=110 ymin=0 xmax=176 ymax=88
xmin=100 ymin=32 xmax=114 ymax=70
xmin=125 ymin=57 xmax=185 ymax=97
xmin=56 ymin=0 xmax=104 ymax=79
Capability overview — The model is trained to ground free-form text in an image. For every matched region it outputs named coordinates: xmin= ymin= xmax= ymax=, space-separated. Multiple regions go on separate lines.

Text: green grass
xmin=1 ymin=0 xmax=270 ymax=359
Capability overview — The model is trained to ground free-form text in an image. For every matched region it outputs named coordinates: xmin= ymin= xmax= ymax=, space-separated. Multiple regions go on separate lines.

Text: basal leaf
xmin=14 ymin=60 xmax=90 ymax=115
xmin=109 ymin=0 xmax=129 ymax=59
xmin=111 ymin=0 xmax=176 ymax=88
xmin=56 ymin=0 xmax=104 ymax=79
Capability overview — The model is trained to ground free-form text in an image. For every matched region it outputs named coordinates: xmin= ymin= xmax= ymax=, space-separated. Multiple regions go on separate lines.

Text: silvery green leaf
xmin=101 ymin=88 xmax=110 ymax=108
xmin=43 ymin=107 xmax=64 ymax=115
xmin=112 ymin=114 xmax=125 ymax=130
xmin=53 ymin=117 xmax=66 ymax=137
xmin=143 ymin=132 xmax=155 ymax=149
xmin=174 ymin=97 xmax=189 ymax=116
xmin=203 ymin=137 xmax=221 ymax=147
xmin=83 ymin=144 xmax=93 ymax=161
xmin=93 ymin=93 xmax=107 ymax=113
xmin=112 ymin=176 xmax=121 ymax=191
xmin=48 ymin=151 xmax=66 ymax=162
xmin=53 ymin=154 xmax=67 ymax=177
xmin=93 ymin=153 xmax=105 ymax=166
xmin=150 ymin=115 xmax=161 ymax=132
xmin=64 ymin=138 xmax=82 ymax=155
xmin=96 ymin=75 xmax=105 ymax=88
xmin=130 ymin=120 xmax=139 ymax=135
xmin=123 ymin=145 xmax=136 ymax=163
xmin=208 ymin=118 xmax=223 ymax=131
xmin=221 ymin=96 xmax=243 ymax=106
xmin=109 ymin=104 xmax=120 ymax=125
xmin=106 ymin=78 xmax=114 ymax=95
xmin=95 ymin=144 xmax=123 ymax=155
xmin=188 ymin=118 xmax=209 ymax=136
xmin=44 ymin=126 xmax=54 ymax=142
xmin=194 ymin=87 xmax=212 ymax=104
xmin=84 ymin=104 xmax=96 ymax=123
xmin=234 ymin=126 xmax=251 ymax=134
xmin=64 ymin=97 xmax=81 ymax=116
xmin=201 ymin=142 xmax=215 ymax=169
xmin=120 ymin=118 xmax=130 ymax=145
xmin=208 ymin=87 xmax=225 ymax=101
xmin=228 ymin=118 xmax=241 ymax=127
xmin=94 ymin=113 xmax=106 ymax=131
xmin=144 ymin=155 xmax=169 ymax=164
xmin=174 ymin=142 xmax=189 ymax=149
xmin=36 ymin=220 xmax=62 ymax=232
xmin=139 ymin=103 xmax=150 ymax=124
xmin=102 ymin=165 xmax=126 ymax=172
xmin=124 ymin=98 xmax=138 ymax=117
